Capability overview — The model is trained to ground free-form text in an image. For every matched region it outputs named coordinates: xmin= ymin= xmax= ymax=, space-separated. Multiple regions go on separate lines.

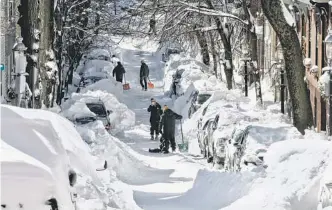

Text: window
xmin=8 ymin=0 xmax=13 ymax=19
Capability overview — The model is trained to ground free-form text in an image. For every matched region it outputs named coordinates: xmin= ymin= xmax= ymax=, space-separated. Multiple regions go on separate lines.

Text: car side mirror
xmin=107 ymin=110 xmax=112 ymax=115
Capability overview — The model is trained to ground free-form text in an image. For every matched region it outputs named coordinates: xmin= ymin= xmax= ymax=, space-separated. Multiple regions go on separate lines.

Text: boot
xmin=162 ymin=149 xmax=169 ymax=154
xmin=150 ymin=135 xmax=154 ymax=140
xmin=154 ymin=135 xmax=159 ymax=140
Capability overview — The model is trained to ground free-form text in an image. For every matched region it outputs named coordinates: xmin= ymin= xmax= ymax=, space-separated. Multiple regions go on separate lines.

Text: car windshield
xmin=197 ymin=94 xmax=211 ymax=104
xmin=86 ymin=103 xmax=107 ymax=117
xmin=175 ymin=69 xmax=185 ymax=78
xmin=85 ymin=76 xmax=103 ymax=82
xmin=76 ymin=116 xmax=96 ymax=124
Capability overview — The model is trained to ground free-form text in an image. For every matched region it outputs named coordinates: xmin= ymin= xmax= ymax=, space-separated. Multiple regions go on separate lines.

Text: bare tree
xmin=261 ymin=0 xmax=312 ymax=133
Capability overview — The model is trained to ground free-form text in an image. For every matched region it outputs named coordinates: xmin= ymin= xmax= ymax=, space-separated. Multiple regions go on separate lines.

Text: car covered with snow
xmin=87 ymin=49 xmax=111 ymax=61
xmin=0 ymin=118 xmax=78 ymax=210
xmin=85 ymin=101 xmax=112 ymax=131
xmin=188 ymin=91 xmax=212 ymax=118
xmin=63 ymin=100 xmax=112 ymax=132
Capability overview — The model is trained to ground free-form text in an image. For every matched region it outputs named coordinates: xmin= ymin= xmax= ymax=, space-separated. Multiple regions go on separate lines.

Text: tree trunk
xmin=261 ymin=0 xmax=312 ymax=134
xmin=39 ymin=0 xmax=56 ymax=108
xmin=205 ymin=0 xmax=233 ymax=89
xmin=195 ymin=28 xmax=210 ymax=66
xmin=18 ymin=0 xmax=39 ymax=106
xmin=208 ymin=31 xmax=218 ymax=78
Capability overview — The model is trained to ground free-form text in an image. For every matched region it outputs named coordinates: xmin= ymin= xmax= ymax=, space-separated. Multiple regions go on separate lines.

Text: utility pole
xmin=244 ymin=60 xmax=248 ymax=97
xmin=280 ymin=67 xmax=285 ymax=114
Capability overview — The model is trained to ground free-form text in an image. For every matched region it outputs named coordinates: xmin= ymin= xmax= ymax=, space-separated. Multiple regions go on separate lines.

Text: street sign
xmin=0 ymin=64 xmax=4 ymax=71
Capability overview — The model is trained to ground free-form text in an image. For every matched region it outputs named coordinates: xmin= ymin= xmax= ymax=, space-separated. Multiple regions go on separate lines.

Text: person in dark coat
xmin=159 ymin=105 xmax=182 ymax=153
xmin=147 ymin=98 xmax=163 ymax=140
xmin=113 ymin=61 xmax=126 ymax=83
xmin=140 ymin=60 xmax=149 ymax=91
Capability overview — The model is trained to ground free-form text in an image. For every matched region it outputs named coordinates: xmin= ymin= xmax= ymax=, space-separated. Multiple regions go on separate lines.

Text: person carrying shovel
xmin=158 ymin=105 xmax=182 ymax=154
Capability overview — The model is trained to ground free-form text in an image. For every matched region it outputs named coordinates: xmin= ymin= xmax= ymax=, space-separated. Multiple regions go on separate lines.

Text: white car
xmin=1 ymin=141 xmax=76 ymax=210
xmin=87 ymin=49 xmax=111 ymax=61
xmin=1 ymin=117 xmax=78 ymax=210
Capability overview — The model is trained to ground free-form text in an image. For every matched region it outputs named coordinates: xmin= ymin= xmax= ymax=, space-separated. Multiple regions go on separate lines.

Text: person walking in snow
xmin=148 ymin=17 xmax=157 ymax=35
xmin=111 ymin=55 xmax=120 ymax=65
xmin=159 ymin=105 xmax=182 ymax=153
xmin=140 ymin=60 xmax=149 ymax=91
xmin=148 ymin=98 xmax=163 ymax=140
xmin=113 ymin=61 xmax=126 ymax=83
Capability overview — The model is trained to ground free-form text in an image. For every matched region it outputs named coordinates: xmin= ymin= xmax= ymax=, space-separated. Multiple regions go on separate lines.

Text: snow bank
xmin=223 ymin=139 xmax=332 ymax=210
xmin=80 ymin=78 xmax=124 ymax=102
xmin=62 ymin=90 xmax=135 ymax=132
xmin=174 ymin=139 xmax=331 ymax=210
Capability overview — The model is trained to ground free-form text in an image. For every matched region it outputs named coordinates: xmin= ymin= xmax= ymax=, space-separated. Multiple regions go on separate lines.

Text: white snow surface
xmin=3 ymin=35 xmax=332 ymax=210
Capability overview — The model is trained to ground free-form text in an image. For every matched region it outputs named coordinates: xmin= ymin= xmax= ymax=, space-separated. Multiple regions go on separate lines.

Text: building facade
xmin=261 ymin=0 xmax=331 ymax=135
xmin=0 ymin=0 xmax=20 ymax=100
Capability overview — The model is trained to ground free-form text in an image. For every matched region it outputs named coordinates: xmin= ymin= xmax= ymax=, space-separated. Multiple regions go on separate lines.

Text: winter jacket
xmin=159 ymin=109 xmax=182 ymax=137
xmin=147 ymin=103 xmax=162 ymax=123
xmin=140 ymin=63 xmax=149 ymax=78
xmin=113 ymin=64 xmax=126 ymax=80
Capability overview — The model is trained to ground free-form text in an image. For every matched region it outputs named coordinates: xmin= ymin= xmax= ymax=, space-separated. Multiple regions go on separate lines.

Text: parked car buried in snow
xmin=86 ymin=48 xmax=111 ymax=61
xmin=85 ymin=101 xmax=112 ymax=132
xmin=188 ymin=91 xmax=212 ymax=118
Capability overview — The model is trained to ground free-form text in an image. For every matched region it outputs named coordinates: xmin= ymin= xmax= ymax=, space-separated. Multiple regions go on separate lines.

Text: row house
xmin=261 ymin=0 xmax=332 ymax=135
xmin=0 ymin=0 xmax=20 ymax=100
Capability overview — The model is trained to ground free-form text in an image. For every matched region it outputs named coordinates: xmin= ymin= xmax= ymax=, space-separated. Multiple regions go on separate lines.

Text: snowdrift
xmin=80 ymin=77 xmax=124 ymax=102
xmin=170 ymin=139 xmax=332 ymax=210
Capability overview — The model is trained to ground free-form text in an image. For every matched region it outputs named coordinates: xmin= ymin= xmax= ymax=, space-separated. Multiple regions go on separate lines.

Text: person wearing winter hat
xmin=158 ymin=105 xmax=182 ymax=153
xmin=147 ymin=98 xmax=163 ymax=140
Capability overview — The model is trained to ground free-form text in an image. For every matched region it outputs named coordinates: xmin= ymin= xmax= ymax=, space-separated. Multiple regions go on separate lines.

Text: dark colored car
xmin=85 ymin=101 xmax=112 ymax=132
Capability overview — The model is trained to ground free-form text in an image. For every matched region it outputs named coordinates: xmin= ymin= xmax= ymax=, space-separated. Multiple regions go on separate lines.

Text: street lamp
xmin=277 ymin=42 xmax=286 ymax=114
xmin=323 ymin=30 xmax=332 ymax=136
xmin=12 ymin=37 xmax=28 ymax=107
xmin=241 ymin=42 xmax=251 ymax=97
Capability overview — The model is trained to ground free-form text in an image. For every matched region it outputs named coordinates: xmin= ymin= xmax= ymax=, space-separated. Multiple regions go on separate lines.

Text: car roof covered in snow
xmin=1 ymin=141 xmax=60 ymax=209
xmin=83 ymin=60 xmax=114 ymax=74
xmin=0 ymin=113 xmax=75 ymax=210
xmin=87 ymin=49 xmax=111 ymax=59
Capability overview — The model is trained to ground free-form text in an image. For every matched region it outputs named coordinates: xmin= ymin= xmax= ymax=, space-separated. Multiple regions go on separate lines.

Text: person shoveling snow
xmin=147 ymin=98 xmax=163 ymax=140
xmin=149 ymin=105 xmax=182 ymax=154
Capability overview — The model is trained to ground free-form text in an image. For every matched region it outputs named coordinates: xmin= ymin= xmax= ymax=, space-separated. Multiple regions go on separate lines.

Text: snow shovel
xmin=177 ymin=119 xmax=188 ymax=152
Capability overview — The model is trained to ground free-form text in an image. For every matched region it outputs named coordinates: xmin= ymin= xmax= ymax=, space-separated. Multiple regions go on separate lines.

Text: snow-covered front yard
xmin=1 ymin=36 xmax=332 ymax=210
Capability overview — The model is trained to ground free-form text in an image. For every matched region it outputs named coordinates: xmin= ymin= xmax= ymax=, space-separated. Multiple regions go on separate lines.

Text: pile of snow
xmin=172 ymin=138 xmax=331 ymax=210
xmin=80 ymin=78 xmax=124 ymax=102
xmin=62 ymin=90 xmax=135 ymax=132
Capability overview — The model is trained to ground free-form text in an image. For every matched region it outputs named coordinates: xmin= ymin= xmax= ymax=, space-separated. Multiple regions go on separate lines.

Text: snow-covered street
xmin=114 ymin=39 xmax=207 ymax=210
